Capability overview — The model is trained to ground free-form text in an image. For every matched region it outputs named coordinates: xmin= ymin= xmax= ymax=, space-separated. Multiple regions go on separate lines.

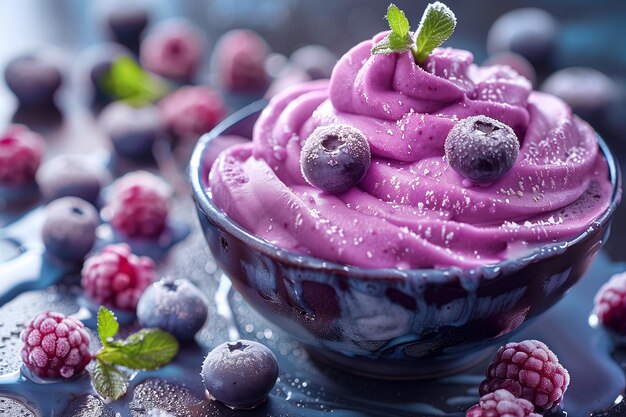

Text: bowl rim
xmin=189 ymin=100 xmax=622 ymax=283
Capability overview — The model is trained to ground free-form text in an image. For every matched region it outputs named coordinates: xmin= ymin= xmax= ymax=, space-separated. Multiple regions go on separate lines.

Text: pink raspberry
xmin=212 ymin=29 xmax=270 ymax=92
xmin=81 ymin=243 xmax=156 ymax=311
xmin=103 ymin=170 xmax=171 ymax=238
xmin=20 ymin=311 xmax=91 ymax=379
xmin=140 ymin=18 xmax=205 ymax=82
xmin=594 ymin=271 xmax=626 ymax=334
xmin=158 ymin=86 xmax=225 ymax=140
xmin=0 ymin=125 xmax=45 ymax=185
xmin=466 ymin=389 xmax=541 ymax=417
xmin=479 ymin=340 xmax=569 ymax=410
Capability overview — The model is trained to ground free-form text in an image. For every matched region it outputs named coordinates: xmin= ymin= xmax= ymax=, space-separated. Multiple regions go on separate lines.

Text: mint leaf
xmin=371 ymin=3 xmax=412 ymax=55
xmin=387 ymin=4 xmax=410 ymax=38
xmin=97 ymin=307 xmax=119 ymax=346
xmin=97 ymin=329 xmax=179 ymax=370
xmin=100 ymin=56 xmax=169 ymax=106
xmin=91 ymin=359 xmax=128 ymax=401
xmin=412 ymin=2 xmax=457 ymax=64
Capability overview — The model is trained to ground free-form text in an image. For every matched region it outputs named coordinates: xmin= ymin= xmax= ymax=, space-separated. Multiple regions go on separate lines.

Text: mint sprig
xmin=90 ymin=307 xmax=179 ymax=401
xmin=92 ymin=360 xmax=128 ymax=402
xmin=97 ymin=329 xmax=179 ymax=371
xmin=100 ymin=56 xmax=169 ymax=107
xmin=371 ymin=2 xmax=457 ymax=65
xmin=413 ymin=2 xmax=457 ymax=63
xmin=371 ymin=4 xmax=412 ymax=54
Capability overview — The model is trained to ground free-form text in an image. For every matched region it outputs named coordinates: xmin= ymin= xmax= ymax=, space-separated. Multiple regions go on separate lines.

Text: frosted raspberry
xmin=466 ymin=389 xmax=541 ymax=417
xmin=20 ymin=311 xmax=91 ymax=379
xmin=103 ymin=170 xmax=171 ymax=238
xmin=140 ymin=18 xmax=204 ymax=82
xmin=81 ymin=243 xmax=156 ymax=311
xmin=158 ymin=86 xmax=225 ymax=140
xmin=594 ymin=271 xmax=626 ymax=334
xmin=479 ymin=340 xmax=569 ymax=410
xmin=0 ymin=125 xmax=45 ymax=185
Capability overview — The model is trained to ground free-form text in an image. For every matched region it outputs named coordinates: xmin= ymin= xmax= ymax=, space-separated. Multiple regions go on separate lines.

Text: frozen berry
xmin=137 ymin=278 xmax=208 ymax=342
xmin=201 ymin=340 xmax=278 ymax=409
xmin=104 ymin=6 xmax=149 ymax=55
xmin=487 ymin=8 xmax=558 ymax=69
xmin=158 ymin=86 xmax=225 ymax=140
xmin=78 ymin=43 xmax=133 ymax=104
xmin=98 ymin=101 xmax=164 ymax=160
xmin=0 ymin=125 xmax=45 ymax=186
xmin=212 ymin=29 xmax=270 ymax=92
xmin=300 ymin=124 xmax=371 ymax=193
xmin=466 ymin=389 xmax=541 ymax=417
xmin=445 ymin=116 xmax=519 ymax=184
xmin=140 ymin=18 xmax=205 ymax=83
xmin=81 ymin=243 xmax=156 ymax=311
xmin=37 ymin=155 xmax=105 ymax=204
xmin=4 ymin=53 xmax=62 ymax=107
xmin=42 ymin=197 xmax=99 ymax=263
xmin=479 ymin=339 xmax=570 ymax=410
xmin=20 ymin=311 xmax=91 ymax=379
xmin=290 ymin=45 xmax=338 ymax=80
xmin=483 ymin=52 xmax=536 ymax=86
xmin=103 ymin=171 xmax=171 ymax=238
xmin=594 ymin=271 xmax=626 ymax=335
xmin=265 ymin=65 xmax=311 ymax=99
xmin=541 ymin=67 xmax=618 ymax=124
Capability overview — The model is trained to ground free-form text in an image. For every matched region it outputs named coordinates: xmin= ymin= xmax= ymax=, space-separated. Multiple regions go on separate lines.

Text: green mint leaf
xmin=100 ymin=56 xmax=169 ymax=106
xmin=413 ymin=2 xmax=457 ymax=64
xmin=387 ymin=4 xmax=410 ymax=38
xmin=371 ymin=36 xmax=398 ymax=55
xmin=91 ymin=359 xmax=128 ymax=401
xmin=97 ymin=329 xmax=179 ymax=371
xmin=371 ymin=3 xmax=413 ymax=55
xmin=97 ymin=307 xmax=119 ymax=346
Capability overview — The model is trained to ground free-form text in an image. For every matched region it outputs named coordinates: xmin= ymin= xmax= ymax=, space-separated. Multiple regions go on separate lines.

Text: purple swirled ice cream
xmin=208 ymin=32 xmax=613 ymax=269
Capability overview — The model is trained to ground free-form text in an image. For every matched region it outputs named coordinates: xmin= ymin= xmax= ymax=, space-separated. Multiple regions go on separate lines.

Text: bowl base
xmin=306 ymin=346 xmax=495 ymax=380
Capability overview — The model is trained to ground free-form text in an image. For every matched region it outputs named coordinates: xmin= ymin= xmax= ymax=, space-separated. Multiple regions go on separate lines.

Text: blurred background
xmin=0 ymin=0 xmax=625 ymax=253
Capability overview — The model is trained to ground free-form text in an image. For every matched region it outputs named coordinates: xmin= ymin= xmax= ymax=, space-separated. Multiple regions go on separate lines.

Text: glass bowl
xmin=189 ymin=101 xmax=622 ymax=379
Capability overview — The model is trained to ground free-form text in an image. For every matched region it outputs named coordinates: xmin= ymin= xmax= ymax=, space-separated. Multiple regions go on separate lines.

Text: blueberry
xmin=4 ymin=53 xmax=62 ymax=107
xmin=201 ymin=340 xmax=278 ymax=409
xmin=140 ymin=18 xmax=205 ymax=83
xmin=104 ymin=6 xmax=149 ymax=55
xmin=137 ymin=278 xmax=209 ymax=342
xmin=541 ymin=67 xmax=618 ymax=125
xmin=290 ymin=45 xmax=338 ymax=80
xmin=98 ymin=101 xmax=164 ymax=160
xmin=487 ymin=8 xmax=558 ymax=70
xmin=37 ymin=155 xmax=105 ymax=204
xmin=444 ymin=116 xmax=519 ymax=184
xmin=42 ymin=197 xmax=99 ymax=263
xmin=300 ymin=124 xmax=371 ymax=193
xmin=212 ymin=29 xmax=270 ymax=92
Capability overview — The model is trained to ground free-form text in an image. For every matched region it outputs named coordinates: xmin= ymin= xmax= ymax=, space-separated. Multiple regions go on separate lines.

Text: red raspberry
xmin=466 ymin=389 xmax=541 ymax=417
xmin=594 ymin=271 xmax=626 ymax=334
xmin=140 ymin=19 xmax=205 ymax=82
xmin=20 ymin=311 xmax=91 ymax=379
xmin=103 ymin=170 xmax=171 ymax=238
xmin=158 ymin=86 xmax=225 ymax=140
xmin=81 ymin=243 xmax=156 ymax=311
xmin=0 ymin=125 xmax=45 ymax=185
xmin=213 ymin=29 xmax=270 ymax=92
xmin=479 ymin=340 xmax=569 ymax=410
